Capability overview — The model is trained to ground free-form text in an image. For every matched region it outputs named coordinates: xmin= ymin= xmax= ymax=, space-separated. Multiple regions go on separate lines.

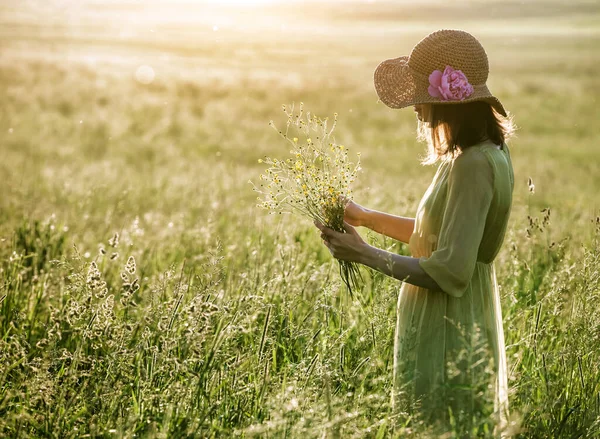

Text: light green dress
xmin=393 ymin=140 xmax=513 ymax=435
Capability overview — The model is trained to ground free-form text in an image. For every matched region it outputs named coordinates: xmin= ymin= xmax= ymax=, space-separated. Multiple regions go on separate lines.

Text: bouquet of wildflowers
xmin=252 ymin=102 xmax=363 ymax=295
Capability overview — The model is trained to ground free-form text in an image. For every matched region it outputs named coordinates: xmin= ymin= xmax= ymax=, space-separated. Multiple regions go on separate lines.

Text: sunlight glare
xmin=204 ymin=0 xmax=278 ymax=5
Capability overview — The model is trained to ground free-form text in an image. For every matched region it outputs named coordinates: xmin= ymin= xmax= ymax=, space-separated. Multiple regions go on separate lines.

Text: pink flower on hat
xmin=428 ymin=66 xmax=474 ymax=101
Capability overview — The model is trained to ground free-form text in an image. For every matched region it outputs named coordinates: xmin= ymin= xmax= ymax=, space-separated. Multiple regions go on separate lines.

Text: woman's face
xmin=414 ymin=104 xmax=432 ymax=124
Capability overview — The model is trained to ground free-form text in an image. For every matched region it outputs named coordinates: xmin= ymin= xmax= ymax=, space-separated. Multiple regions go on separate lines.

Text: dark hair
xmin=418 ymin=101 xmax=515 ymax=164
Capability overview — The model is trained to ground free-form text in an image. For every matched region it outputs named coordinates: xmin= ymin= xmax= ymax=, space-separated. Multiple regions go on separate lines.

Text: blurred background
xmin=2 ymin=1 xmax=599 ymax=242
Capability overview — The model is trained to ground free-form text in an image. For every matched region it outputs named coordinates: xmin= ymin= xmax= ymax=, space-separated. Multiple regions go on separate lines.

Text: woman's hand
xmin=314 ymin=220 xmax=371 ymax=263
xmin=342 ymin=196 xmax=370 ymax=228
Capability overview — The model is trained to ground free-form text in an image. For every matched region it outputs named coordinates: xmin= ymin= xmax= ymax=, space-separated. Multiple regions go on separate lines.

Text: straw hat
xmin=373 ymin=29 xmax=507 ymax=117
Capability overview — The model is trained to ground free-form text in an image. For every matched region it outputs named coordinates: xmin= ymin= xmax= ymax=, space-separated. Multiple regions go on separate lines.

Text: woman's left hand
xmin=314 ymin=220 xmax=370 ymax=263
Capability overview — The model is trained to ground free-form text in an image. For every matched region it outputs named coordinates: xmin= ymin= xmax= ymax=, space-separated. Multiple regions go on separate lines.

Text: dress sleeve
xmin=418 ymin=150 xmax=494 ymax=298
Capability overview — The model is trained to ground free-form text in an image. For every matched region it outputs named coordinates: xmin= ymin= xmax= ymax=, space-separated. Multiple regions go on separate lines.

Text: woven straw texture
xmin=374 ymin=29 xmax=507 ymax=117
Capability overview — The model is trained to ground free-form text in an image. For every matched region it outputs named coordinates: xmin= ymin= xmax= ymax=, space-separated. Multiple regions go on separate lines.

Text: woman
xmin=315 ymin=29 xmax=514 ymax=435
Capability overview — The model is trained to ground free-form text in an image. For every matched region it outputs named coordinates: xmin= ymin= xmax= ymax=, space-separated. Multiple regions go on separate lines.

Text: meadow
xmin=1 ymin=0 xmax=599 ymax=437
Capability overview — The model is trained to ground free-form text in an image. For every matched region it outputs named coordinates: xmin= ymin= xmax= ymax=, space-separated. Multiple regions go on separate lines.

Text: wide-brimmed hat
xmin=374 ymin=29 xmax=507 ymax=117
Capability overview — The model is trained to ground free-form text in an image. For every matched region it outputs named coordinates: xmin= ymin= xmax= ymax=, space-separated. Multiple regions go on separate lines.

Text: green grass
xmin=1 ymin=0 xmax=599 ymax=437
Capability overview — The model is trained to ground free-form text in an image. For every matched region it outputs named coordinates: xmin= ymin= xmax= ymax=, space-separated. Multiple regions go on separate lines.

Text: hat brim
xmin=373 ymin=56 xmax=507 ymax=117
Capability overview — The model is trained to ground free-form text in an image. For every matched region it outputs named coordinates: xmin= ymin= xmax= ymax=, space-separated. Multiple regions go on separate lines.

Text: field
xmin=1 ymin=0 xmax=600 ymax=437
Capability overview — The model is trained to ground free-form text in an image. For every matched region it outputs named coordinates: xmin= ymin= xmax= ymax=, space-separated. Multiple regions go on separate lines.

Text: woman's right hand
xmin=342 ymin=196 xmax=370 ymax=228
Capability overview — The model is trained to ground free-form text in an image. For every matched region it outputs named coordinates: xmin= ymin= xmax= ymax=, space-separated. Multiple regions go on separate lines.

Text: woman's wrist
xmin=358 ymin=243 xmax=377 ymax=266
xmin=360 ymin=207 xmax=373 ymax=229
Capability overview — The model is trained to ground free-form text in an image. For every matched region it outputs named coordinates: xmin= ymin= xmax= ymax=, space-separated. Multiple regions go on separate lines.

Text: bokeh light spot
xmin=135 ymin=65 xmax=155 ymax=85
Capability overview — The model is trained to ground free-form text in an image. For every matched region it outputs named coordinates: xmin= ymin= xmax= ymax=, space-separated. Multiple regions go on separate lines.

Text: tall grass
xmin=1 ymin=199 xmax=599 ymax=437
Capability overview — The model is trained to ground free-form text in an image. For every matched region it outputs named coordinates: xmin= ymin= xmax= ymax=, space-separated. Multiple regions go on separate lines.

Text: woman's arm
xmin=359 ymin=245 xmax=441 ymax=291
xmin=344 ymin=200 xmax=415 ymax=244
xmin=362 ymin=209 xmax=415 ymax=244
xmin=316 ymin=221 xmax=442 ymax=292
